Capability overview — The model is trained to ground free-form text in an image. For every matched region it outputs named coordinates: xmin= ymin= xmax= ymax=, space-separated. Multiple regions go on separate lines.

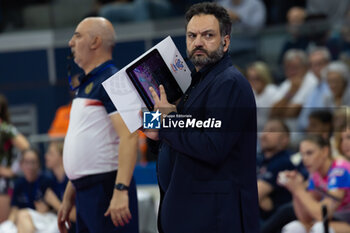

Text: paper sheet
xmin=103 ymin=36 xmax=191 ymax=133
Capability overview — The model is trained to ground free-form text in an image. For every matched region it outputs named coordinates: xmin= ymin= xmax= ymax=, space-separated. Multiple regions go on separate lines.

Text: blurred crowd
xmin=0 ymin=93 xmax=74 ymax=233
xmin=235 ymin=1 xmax=350 ymax=232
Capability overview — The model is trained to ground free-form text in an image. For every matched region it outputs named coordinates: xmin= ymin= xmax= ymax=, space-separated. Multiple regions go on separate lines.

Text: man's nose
xmin=193 ymin=35 xmax=203 ymax=47
xmin=68 ymin=38 xmax=74 ymax=47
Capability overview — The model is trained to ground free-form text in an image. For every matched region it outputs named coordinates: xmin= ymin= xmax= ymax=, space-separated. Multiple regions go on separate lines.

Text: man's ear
xmin=90 ymin=36 xmax=102 ymax=50
xmin=223 ymin=35 xmax=230 ymax=52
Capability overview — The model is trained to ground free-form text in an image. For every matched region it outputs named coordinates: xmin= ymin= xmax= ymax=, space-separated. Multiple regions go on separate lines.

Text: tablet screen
xmin=126 ymin=49 xmax=183 ymax=110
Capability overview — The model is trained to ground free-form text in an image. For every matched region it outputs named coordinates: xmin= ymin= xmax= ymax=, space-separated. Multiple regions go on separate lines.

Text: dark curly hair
xmin=302 ymin=134 xmax=330 ymax=149
xmin=185 ymin=2 xmax=232 ymax=37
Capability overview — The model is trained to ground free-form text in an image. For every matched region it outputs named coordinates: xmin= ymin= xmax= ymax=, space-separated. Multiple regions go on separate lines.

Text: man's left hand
xmin=104 ymin=190 xmax=131 ymax=227
xmin=142 ymin=85 xmax=177 ymax=140
xmin=149 ymin=85 xmax=177 ymax=117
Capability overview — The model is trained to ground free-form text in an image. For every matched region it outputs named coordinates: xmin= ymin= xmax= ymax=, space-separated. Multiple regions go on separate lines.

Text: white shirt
xmin=63 ymin=98 xmax=119 ymax=180
xmin=217 ymin=0 xmax=266 ymax=31
xmin=255 ymin=84 xmax=277 ymax=131
xmin=272 ymin=71 xmax=318 ymax=132
xmin=273 ymin=71 xmax=318 ymax=105
xmin=63 ymin=61 xmax=120 ymax=180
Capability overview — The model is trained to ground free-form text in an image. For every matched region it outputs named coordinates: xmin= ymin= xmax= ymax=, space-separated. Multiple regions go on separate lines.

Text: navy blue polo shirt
xmin=45 ymin=171 xmax=68 ymax=200
xmin=11 ymin=173 xmax=53 ymax=209
xmin=257 ymin=149 xmax=296 ymax=219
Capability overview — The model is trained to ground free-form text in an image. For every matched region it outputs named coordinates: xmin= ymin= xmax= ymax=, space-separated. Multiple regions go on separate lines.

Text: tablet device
xmin=126 ymin=49 xmax=183 ymax=111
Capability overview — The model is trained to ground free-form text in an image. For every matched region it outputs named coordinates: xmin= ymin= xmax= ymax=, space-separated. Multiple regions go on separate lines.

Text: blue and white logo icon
xmin=143 ymin=110 xmax=161 ymax=129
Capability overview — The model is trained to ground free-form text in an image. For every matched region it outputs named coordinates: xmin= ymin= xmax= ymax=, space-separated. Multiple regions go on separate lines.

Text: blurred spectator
xmin=246 ymin=61 xmax=277 ymax=131
xmin=288 ymin=110 xmax=334 ymax=175
xmin=279 ymin=1 xmax=350 ymax=64
xmin=216 ymin=0 xmax=266 ymax=31
xmin=98 ymin=0 xmax=150 ymax=23
xmin=44 ymin=140 xmax=75 ymax=232
xmin=44 ymin=141 xmax=68 ymax=203
xmin=278 ymin=7 xmax=309 ymax=66
xmin=287 ymin=6 xmax=306 ymax=26
xmin=279 ymin=6 xmax=335 ymax=68
xmin=280 ymin=135 xmax=350 ymax=233
xmin=308 ymin=47 xmax=331 ymax=79
xmin=306 ymin=110 xmax=341 ymax=159
xmin=281 ymin=110 xmax=334 ymax=190
xmin=333 ymin=106 xmax=350 ymax=134
xmin=262 ymin=0 xmax=305 ymax=25
xmin=257 ymin=119 xmax=296 ymax=220
xmin=306 ymin=0 xmax=350 ymax=26
xmin=306 ymin=110 xmax=333 ymax=141
xmin=11 ymin=148 xmax=59 ymax=233
xmin=327 ymin=9 xmax=350 ymax=61
xmin=323 ymin=61 xmax=350 ymax=108
xmin=271 ymin=49 xmax=317 ymax=132
xmin=0 ymin=94 xmax=30 ymax=226
xmin=340 ymin=127 xmax=350 ymax=160
xmin=333 ymin=106 xmax=350 ymax=158
xmin=12 ymin=142 xmax=75 ymax=233
xmin=298 ymin=47 xmax=331 ymax=131
xmin=216 ymin=0 xmax=266 ymax=68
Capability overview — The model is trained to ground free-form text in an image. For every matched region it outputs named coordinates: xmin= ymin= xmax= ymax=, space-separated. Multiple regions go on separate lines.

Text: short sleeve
xmin=259 ymin=155 xmax=296 ymax=188
xmin=259 ymin=170 xmax=277 ymax=188
xmin=100 ymin=87 xmax=117 ymax=114
xmin=98 ymin=65 xmax=118 ymax=114
xmin=11 ymin=178 xmax=23 ymax=207
xmin=328 ymin=167 xmax=350 ymax=190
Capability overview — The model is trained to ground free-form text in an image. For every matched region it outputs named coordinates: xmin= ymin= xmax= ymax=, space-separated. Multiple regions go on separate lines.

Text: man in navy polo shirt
xmin=58 ymin=17 xmax=139 ymax=233
xmin=257 ymin=119 xmax=296 ymax=220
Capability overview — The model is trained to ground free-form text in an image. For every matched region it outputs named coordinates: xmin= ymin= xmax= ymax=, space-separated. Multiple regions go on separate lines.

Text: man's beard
xmin=187 ymin=43 xmax=225 ymax=69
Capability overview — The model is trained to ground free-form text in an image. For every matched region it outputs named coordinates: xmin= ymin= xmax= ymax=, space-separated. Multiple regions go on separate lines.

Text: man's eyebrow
xmin=187 ymin=29 xmax=216 ymax=34
xmin=201 ymin=29 xmax=215 ymax=33
xmin=74 ymin=32 xmax=80 ymax=36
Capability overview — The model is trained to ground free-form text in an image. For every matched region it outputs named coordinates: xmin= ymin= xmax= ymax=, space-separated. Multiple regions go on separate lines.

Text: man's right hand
xmin=58 ymin=181 xmax=76 ymax=233
xmin=57 ymin=197 xmax=74 ymax=233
